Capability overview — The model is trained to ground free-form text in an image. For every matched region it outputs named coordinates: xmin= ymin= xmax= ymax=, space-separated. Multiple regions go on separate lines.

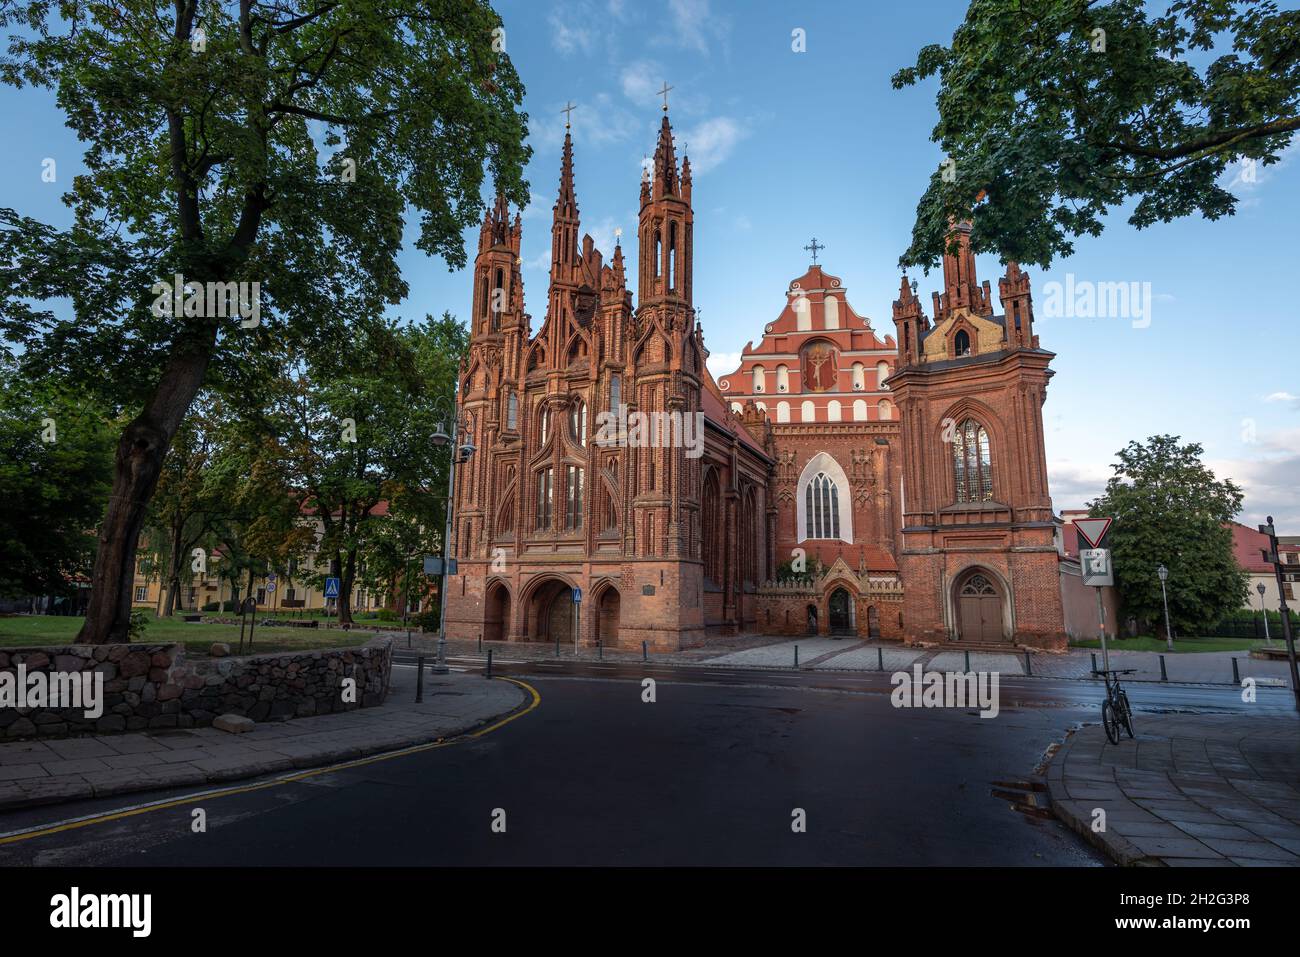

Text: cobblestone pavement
xmin=0 ymin=668 xmax=525 ymax=814
xmin=1046 ymin=713 xmax=1300 ymax=866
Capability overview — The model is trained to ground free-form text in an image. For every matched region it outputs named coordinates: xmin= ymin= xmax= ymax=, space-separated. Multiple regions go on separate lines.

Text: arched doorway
xmin=525 ymin=578 xmax=574 ymax=643
xmin=484 ymin=581 xmax=510 ymax=643
xmin=954 ymin=569 xmax=1006 ymax=643
xmin=828 ymin=587 xmax=854 ymax=636
xmin=595 ymin=586 xmax=621 ymax=648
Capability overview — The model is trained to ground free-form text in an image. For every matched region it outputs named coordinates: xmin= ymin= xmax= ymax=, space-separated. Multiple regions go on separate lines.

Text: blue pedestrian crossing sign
xmin=572 ymin=586 xmax=582 ymax=604
xmin=324 ymin=577 xmax=340 ymax=599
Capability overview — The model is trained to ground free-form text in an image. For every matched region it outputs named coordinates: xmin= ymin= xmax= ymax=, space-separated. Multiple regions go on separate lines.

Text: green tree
xmin=0 ymin=356 xmax=116 ymax=598
xmin=264 ymin=313 xmax=463 ymax=624
xmin=1089 ymin=435 xmax=1248 ymax=638
xmin=0 ymin=0 xmax=529 ymax=641
xmin=893 ymin=0 xmax=1299 ymax=269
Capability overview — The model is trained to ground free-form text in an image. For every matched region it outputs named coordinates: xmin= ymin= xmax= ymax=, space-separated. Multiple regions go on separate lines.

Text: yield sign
xmin=1075 ymin=517 xmax=1113 ymax=549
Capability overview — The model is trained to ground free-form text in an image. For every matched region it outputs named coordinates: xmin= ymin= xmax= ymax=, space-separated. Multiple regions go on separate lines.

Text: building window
xmin=804 ymin=473 xmax=841 ymax=540
xmin=507 ymin=392 xmax=518 ymax=430
xmin=536 ymin=467 xmax=554 ymax=530
xmin=610 ymin=374 xmax=621 ymax=412
xmin=569 ymin=400 xmax=587 ymax=446
xmin=776 ymin=364 xmax=789 ymax=392
xmin=777 ymin=401 xmax=790 ymax=423
xmin=134 ymin=586 xmax=147 ymax=602
xmin=256 ymin=587 xmax=266 ymax=605
xmin=877 ymin=361 xmax=890 ymax=389
xmin=954 ymin=330 xmax=971 ymax=357
xmin=952 ymin=418 xmax=993 ymax=503
xmin=878 ymin=399 xmax=893 ymax=420
xmin=851 ymin=362 xmax=865 ymax=390
xmin=565 ymin=466 xmax=584 ymax=530
xmin=752 ymin=365 xmax=765 ymax=393
xmin=539 ymin=406 xmax=551 ymax=445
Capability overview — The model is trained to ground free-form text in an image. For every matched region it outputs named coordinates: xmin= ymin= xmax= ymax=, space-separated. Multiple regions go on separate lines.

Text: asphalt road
xmin=1 ymin=662 xmax=1290 ymax=866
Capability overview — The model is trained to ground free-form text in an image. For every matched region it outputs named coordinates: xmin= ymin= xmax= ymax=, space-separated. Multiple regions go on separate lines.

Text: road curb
xmin=0 ymin=680 xmax=529 ymax=815
xmin=1043 ymin=738 xmax=1157 ymax=867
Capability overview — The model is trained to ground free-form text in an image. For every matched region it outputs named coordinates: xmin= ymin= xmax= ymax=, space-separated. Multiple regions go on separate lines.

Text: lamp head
xmin=1157 ymin=564 xmax=1168 ymax=582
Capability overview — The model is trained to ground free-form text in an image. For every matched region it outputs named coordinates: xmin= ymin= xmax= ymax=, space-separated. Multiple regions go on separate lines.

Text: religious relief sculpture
xmin=802 ymin=341 xmax=837 ymax=392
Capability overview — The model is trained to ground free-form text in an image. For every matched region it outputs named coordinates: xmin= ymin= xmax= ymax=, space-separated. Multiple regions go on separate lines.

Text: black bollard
xmin=416 ymin=655 xmax=425 ymax=703
xmin=1159 ymin=654 xmax=1167 ymax=681
xmin=1024 ymin=650 xmax=1032 ymax=676
xmin=964 ymin=650 xmax=971 ymax=673
xmin=1232 ymin=656 xmax=1240 ymax=684
xmin=643 ymin=640 xmax=648 ymax=662
xmin=1091 ymin=652 xmax=1098 ymax=675
xmin=878 ymin=647 xmax=884 ymax=671
xmin=485 ymin=649 xmax=493 ymax=680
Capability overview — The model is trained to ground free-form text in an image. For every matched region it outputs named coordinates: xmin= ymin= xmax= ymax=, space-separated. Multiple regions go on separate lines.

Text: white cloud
xmin=620 ymin=60 xmax=664 ymax=103
xmin=531 ymin=93 xmax=640 ymax=153
xmin=706 ymin=350 xmax=743 ymax=379
xmin=679 ymin=116 xmax=747 ymax=174
xmin=1265 ymin=391 xmax=1299 ymax=404
xmin=668 ymin=0 xmax=725 ymax=54
xmin=1047 ymin=459 xmax=1112 ymax=511
xmin=549 ymin=9 xmax=596 ymax=56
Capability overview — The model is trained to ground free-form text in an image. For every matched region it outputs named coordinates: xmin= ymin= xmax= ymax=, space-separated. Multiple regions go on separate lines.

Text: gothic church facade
xmin=444 ymin=113 xmax=1071 ymax=652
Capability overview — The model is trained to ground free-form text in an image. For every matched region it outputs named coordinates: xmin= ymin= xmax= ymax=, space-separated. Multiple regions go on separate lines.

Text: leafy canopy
xmin=1088 ymin=434 xmax=1248 ymax=636
xmin=893 ymin=0 xmax=1300 ymax=269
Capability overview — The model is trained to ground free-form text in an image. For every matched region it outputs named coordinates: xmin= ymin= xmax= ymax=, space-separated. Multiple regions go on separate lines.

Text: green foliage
xmin=1088 ymin=435 xmax=1248 ymax=637
xmin=0 ymin=355 xmax=116 ymax=596
xmin=893 ymin=0 xmax=1300 ymax=268
xmin=776 ymin=557 xmax=827 ymax=584
xmin=127 ymin=610 xmax=151 ymax=641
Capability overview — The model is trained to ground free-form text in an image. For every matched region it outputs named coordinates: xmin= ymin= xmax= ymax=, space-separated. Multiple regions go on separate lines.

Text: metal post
xmin=964 ymin=650 xmax=970 ymax=673
xmin=416 ymin=655 xmax=425 ymax=703
xmin=1159 ymin=576 xmax=1173 ymax=652
xmin=1091 ymin=652 xmax=1098 ymax=674
xmin=642 ymin=640 xmax=648 ymax=662
xmin=1264 ymin=516 xmax=1300 ymax=710
xmin=478 ymin=632 xmax=483 ymax=654
xmin=598 ymin=639 xmax=602 ymax=661
xmin=433 ymin=414 xmax=458 ymax=676
xmin=794 ymin=644 xmax=799 ymax=668
xmin=1096 ymin=585 xmax=1109 ymax=674
xmin=574 ymin=600 xmax=580 ymax=658
xmin=485 ymin=649 xmax=493 ymax=680
xmin=878 ymin=647 xmax=884 ymax=671
xmin=1159 ymin=655 xmax=1167 ymax=681
xmin=555 ymin=632 xmax=560 ymax=657
xmin=1024 ymin=650 xmax=1031 ymax=676
xmin=1232 ymin=656 xmax=1240 ymax=684
xmin=1261 ymin=592 xmax=1272 ymax=646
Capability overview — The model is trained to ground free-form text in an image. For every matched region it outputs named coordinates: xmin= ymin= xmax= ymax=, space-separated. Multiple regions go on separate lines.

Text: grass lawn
xmin=0 ymin=615 xmax=379 ymax=655
xmin=1070 ymin=635 xmax=1266 ymax=653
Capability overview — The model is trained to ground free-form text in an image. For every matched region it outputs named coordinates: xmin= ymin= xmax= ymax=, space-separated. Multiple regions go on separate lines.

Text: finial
xmin=803 ymin=237 xmax=824 ymax=265
xmin=561 ymin=101 xmax=576 ymax=130
xmin=657 ymin=81 xmax=673 ymax=112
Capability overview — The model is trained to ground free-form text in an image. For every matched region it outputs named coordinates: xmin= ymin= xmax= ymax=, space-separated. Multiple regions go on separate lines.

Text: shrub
xmin=127 ymin=610 xmax=150 ymax=641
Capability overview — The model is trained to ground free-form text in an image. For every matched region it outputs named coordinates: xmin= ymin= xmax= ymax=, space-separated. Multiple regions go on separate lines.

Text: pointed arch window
xmin=569 ymin=399 xmax=587 ymax=446
xmin=954 ymin=330 xmax=971 ymax=357
xmin=564 ymin=466 xmax=584 ymax=530
xmin=539 ymin=406 xmax=551 ymax=445
xmin=536 ymin=467 xmax=554 ymax=530
xmin=506 ymin=391 xmax=518 ymax=431
xmin=609 ymin=374 xmax=621 ymax=412
xmin=952 ymin=418 xmax=993 ymax=503
xmin=804 ymin=473 xmax=841 ymax=540
xmin=668 ymin=221 xmax=677 ymax=290
xmin=492 ymin=267 xmax=504 ymax=331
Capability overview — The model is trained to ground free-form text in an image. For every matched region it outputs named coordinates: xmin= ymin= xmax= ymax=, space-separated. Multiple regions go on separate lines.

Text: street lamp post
xmin=1258 ymin=582 xmax=1271 ymax=646
xmin=431 ymin=393 xmax=476 ymax=675
xmin=1157 ymin=564 xmax=1173 ymax=652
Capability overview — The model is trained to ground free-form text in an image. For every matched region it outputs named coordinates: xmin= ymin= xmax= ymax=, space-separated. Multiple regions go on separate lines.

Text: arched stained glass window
xmin=803 ymin=472 xmax=841 ymax=539
xmin=952 ymin=418 xmax=993 ymax=503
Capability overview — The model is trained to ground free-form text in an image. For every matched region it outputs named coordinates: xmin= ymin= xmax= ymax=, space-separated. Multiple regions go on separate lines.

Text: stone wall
xmin=0 ymin=637 xmax=393 ymax=740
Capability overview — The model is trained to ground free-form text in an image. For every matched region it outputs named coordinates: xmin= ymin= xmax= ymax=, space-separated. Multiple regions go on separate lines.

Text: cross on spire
xmin=657 ymin=81 xmax=673 ymax=112
xmin=560 ymin=101 xmax=576 ymax=129
xmin=804 ymin=237 xmax=824 ymax=264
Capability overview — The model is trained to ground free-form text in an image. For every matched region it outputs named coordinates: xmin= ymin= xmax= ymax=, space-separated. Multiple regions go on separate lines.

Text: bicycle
xmin=1095 ymin=668 xmax=1136 ymax=744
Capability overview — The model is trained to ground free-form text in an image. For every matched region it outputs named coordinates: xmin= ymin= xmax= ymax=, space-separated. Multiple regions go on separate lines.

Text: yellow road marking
xmin=0 ymin=677 xmax=540 ymax=847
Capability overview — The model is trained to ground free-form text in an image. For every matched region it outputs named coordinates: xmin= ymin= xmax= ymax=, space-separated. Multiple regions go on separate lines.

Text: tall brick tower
xmin=888 ymin=221 xmax=1065 ymax=649
xmin=620 ymin=109 xmax=707 ymax=648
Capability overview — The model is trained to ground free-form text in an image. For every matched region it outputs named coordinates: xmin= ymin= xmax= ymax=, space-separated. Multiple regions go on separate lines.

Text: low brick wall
xmin=0 ymin=637 xmax=393 ymax=740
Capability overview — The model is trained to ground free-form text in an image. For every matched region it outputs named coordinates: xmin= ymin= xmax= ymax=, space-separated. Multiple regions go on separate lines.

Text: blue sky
xmin=2 ymin=0 xmax=1297 ymax=527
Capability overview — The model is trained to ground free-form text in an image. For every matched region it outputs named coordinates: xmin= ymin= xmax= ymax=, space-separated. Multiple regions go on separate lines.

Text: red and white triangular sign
xmin=1075 ymin=517 xmax=1112 ymax=549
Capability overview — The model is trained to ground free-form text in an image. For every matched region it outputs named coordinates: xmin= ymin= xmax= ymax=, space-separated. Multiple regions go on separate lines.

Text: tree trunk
xmin=338 ymin=548 xmax=357 ymax=624
xmin=77 ymin=329 xmax=218 ymax=643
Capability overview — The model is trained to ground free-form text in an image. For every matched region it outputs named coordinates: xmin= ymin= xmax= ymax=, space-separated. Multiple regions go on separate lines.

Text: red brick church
xmin=444 ymin=111 xmax=1079 ymax=652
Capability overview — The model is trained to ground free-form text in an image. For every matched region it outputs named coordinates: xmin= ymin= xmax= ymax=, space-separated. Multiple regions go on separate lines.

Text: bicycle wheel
xmin=1102 ymin=699 xmax=1120 ymax=745
xmin=1118 ymin=691 xmax=1135 ymax=738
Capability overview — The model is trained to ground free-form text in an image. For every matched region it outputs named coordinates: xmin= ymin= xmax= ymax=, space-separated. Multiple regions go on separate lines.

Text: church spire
xmin=652 ymin=114 xmax=680 ymax=199
xmin=555 ymin=128 xmax=578 ymax=222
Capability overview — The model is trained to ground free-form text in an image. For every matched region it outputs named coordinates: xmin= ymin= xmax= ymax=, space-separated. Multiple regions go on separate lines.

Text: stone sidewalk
xmin=0 ymin=668 xmax=526 ymax=813
xmin=1046 ymin=713 xmax=1300 ymax=866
